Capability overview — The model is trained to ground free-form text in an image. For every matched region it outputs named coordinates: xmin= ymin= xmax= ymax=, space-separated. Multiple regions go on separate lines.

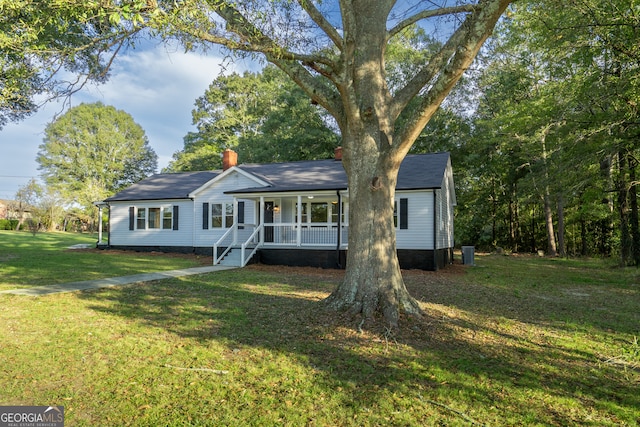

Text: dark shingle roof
xmin=104 ymin=152 xmax=450 ymax=201
xmin=230 ymin=159 xmax=348 ymax=193
xmin=397 ymin=152 xmax=450 ymax=190
xmin=104 ymin=171 xmax=219 ymax=202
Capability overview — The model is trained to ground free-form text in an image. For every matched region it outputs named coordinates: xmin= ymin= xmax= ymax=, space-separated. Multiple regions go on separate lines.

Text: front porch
xmin=214 ymin=193 xmax=349 ymax=267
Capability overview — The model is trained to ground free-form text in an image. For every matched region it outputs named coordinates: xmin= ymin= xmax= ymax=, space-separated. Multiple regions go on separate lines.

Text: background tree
xmin=13 ymin=178 xmax=42 ymax=232
xmin=0 ymin=0 xmax=141 ymax=128
xmin=166 ymin=65 xmax=339 ymax=172
xmin=37 ymin=102 xmax=158 ymax=216
xmin=36 ymin=186 xmax=66 ymax=232
xmin=454 ymin=0 xmax=640 ymax=263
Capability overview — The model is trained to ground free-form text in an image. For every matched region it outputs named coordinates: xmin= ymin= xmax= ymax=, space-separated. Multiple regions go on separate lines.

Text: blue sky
xmin=0 ymin=43 xmax=254 ymax=200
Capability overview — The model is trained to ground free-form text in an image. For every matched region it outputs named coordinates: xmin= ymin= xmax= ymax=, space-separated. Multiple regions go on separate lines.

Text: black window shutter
xmin=173 ymin=205 xmax=179 ymax=230
xmin=238 ymin=201 xmax=245 ymax=229
xmin=129 ymin=206 xmax=135 ymax=230
xmin=400 ymin=198 xmax=408 ymax=230
xmin=202 ymin=202 xmax=209 ymax=229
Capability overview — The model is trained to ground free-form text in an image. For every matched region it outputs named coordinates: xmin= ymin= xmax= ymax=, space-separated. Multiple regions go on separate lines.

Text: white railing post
xmin=259 ymin=196 xmax=265 ymax=245
xmin=233 ymin=198 xmax=238 ymax=244
xmin=297 ymin=195 xmax=302 ymax=247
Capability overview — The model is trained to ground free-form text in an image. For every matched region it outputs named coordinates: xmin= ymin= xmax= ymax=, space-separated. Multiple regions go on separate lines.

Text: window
xmin=207 ymin=202 xmax=234 ymax=229
xmin=163 ymin=209 xmax=173 ymax=229
xmin=130 ymin=206 xmax=178 ymax=231
xmin=297 ymin=200 xmax=345 ymax=224
xmin=394 ymin=198 xmax=408 ymax=229
xmin=393 ymin=201 xmax=398 ymax=228
xmin=311 ymin=202 xmax=328 ymax=223
xmin=225 ymin=203 xmax=234 ymax=228
xmin=148 ymin=208 xmax=160 ymax=229
xmin=331 ymin=202 xmax=339 ymax=224
xmin=296 ymin=202 xmax=308 ymax=220
xmin=136 ymin=208 xmax=146 ymax=230
xmin=211 ymin=203 xmax=223 ymax=228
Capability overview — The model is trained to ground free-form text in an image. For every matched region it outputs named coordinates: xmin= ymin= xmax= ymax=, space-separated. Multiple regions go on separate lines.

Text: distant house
xmin=0 ymin=199 xmax=30 ymax=226
xmin=99 ymin=148 xmax=456 ymax=270
xmin=0 ymin=200 xmax=8 ymax=219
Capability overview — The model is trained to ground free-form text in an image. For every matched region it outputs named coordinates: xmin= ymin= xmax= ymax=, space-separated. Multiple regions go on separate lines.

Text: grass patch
xmin=0 ymin=242 xmax=639 ymax=425
xmin=0 ymin=231 xmax=208 ymax=290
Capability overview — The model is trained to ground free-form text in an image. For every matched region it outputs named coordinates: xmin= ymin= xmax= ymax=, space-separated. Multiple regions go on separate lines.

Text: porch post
xmin=97 ymin=205 xmax=103 ymax=245
xmin=337 ymin=191 xmax=342 ymax=248
xmin=259 ymin=196 xmax=265 ymax=245
xmin=296 ymin=195 xmax=302 ymax=246
xmin=233 ymin=198 xmax=238 ymax=243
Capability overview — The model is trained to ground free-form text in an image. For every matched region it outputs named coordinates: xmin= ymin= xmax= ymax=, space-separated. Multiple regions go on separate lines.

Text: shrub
xmin=0 ymin=219 xmax=18 ymax=230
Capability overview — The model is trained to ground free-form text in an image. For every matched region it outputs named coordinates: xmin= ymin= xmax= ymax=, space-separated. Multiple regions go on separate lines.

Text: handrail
xmin=213 ymin=225 xmax=236 ymax=265
xmin=241 ymin=223 xmax=263 ymax=267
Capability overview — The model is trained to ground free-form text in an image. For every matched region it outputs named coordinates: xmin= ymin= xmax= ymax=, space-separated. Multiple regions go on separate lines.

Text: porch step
xmin=219 ymin=248 xmax=242 ymax=267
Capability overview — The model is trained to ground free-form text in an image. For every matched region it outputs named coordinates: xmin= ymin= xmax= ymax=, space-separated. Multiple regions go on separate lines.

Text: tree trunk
xmin=530 ymin=205 xmax=537 ymax=253
xmin=543 ymin=192 xmax=557 ymax=256
xmin=618 ymin=151 xmax=631 ymax=266
xmin=628 ymin=155 xmax=640 ymax=266
xmin=601 ymin=155 xmax=615 ymax=257
xmin=540 ymin=129 xmax=556 ymax=256
xmin=509 ymin=183 xmax=516 ymax=252
xmin=324 ymin=136 xmax=422 ymax=328
xmin=557 ymin=193 xmax=566 ymax=257
xmin=491 ymin=177 xmax=497 ymax=248
xmin=321 ymin=2 xmax=424 ymax=328
xmin=321 ymin=0 xmax=511 ymax=327
xmin=580 ymin=216 xmax=588 ymax=256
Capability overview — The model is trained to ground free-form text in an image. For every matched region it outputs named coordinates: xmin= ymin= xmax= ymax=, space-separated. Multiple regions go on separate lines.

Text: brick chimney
xmin=334 ymin=146 xmax=343 ymax=161
xmin=222 ymin=148 xmax=238 ymax=171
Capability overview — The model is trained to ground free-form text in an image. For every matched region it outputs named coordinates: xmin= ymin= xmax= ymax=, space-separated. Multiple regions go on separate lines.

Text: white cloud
xmin=0 ymin=44 xmax=254 ymax=199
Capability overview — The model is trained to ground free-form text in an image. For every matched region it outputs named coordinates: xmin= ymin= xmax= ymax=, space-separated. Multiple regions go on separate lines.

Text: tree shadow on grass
xmin=77 ymin=265 xmax=640 ymax=425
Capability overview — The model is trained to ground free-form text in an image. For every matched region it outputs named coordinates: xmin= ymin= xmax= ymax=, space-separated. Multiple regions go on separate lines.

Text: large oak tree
xmin=2 ymin=0 xmax=512 ymax=327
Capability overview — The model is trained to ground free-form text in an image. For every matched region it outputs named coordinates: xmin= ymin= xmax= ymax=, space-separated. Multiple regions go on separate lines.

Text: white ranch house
xmin=98 ymin=148 xmax=456 ymax=270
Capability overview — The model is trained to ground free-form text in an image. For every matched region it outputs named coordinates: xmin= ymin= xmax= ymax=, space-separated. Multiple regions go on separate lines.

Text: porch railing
xmin=214 ymin=223 xmax=262 ymax=267
xmin=241 ymin=223 xmax=262 ymax=266
xmin=263 ymin=223 xmax=347 ymax=247
xmin=214 ymin=222 xmax=348 ymax=266
xmin=213 ymin=226 xmax=235 ymax=265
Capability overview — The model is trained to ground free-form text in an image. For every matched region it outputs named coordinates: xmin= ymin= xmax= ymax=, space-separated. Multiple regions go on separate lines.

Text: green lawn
xmin=0 ymin=231 xmax=207 ymax=290
xmin=0 ymin=234 xmax=638 ymax=425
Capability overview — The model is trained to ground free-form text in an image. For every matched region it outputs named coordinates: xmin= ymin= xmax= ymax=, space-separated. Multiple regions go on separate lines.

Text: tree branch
xmin=393 ymin=0 xmax=511 ymax=156
xmin=388 ymin=4 xmax=477 ymax=39
xmin=180 ymin=3 xmax=339 ymax=69
xmin=269 ymin=56 xmax=344 ymax=120
xmin=296 ymin=0 xmax=343 ymax=50
xmin=389 ymin=25 xmax=467 ymax=119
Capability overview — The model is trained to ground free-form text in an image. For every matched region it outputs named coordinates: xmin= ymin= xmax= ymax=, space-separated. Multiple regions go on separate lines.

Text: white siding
xmin=192 ymin=171 xmax=260 ymax=248
xmin=395 ymin=190 xmax=434 ymax=250
xmin=435 ymin=161 xmax=456 ymax=249
xmin=109 ymin=200 xmax=194 ymax=247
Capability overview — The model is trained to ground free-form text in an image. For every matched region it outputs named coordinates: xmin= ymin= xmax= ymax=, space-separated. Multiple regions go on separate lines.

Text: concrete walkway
xmin=0 ymin=265 xmax=236 ymax=296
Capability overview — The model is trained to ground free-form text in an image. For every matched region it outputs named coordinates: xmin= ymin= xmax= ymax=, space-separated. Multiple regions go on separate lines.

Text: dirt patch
xmin=243 ymin=263 xmax=469 ymax=339
xmin=246 ymin=262 xmax=467 ymax=289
